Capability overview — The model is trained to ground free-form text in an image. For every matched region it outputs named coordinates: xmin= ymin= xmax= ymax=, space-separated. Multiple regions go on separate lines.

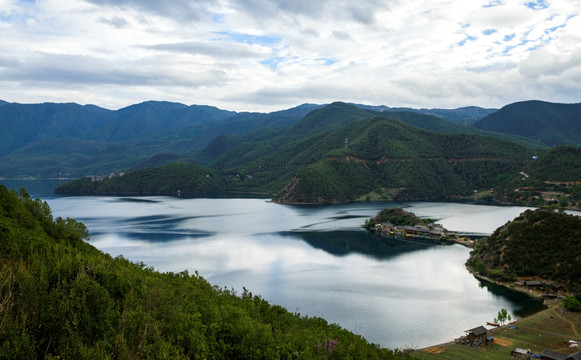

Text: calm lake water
xmin=2 ymin=180 xmax=547 ymax=349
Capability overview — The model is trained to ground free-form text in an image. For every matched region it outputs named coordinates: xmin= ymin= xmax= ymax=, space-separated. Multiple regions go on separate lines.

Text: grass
xmin=412 ymin=305 xmax=581 ymax=360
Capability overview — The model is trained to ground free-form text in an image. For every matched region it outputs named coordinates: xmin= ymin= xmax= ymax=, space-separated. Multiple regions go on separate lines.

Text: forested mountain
xmin=473 ymin=100 xmax=581 ymax=147
xmin=205 ymin=102 xmax=379 ymax=169
xmin=0 ymin=101 xmax=315 ymax=178
xmin=57 ymin=113 xmax=537 ymax=203
xmin=0 ymin=185 xmax=411 ymax=359
xmin=466 ymin=208 xmax=581 ymax=289
xmin=493 ymin=146 xmax=581 ymax=208
xmin=272 ymin=117 xmax=534 ymax=203
xmin=355 ymin=104 xmax=497 ymax=125
xmin=2 ymin=99 xmax=575 ymax=181
xmin=528 ymin=146 xmax=581 ymax=181
xmin=199 ymin=102 xmax=540 ymax=170
xmin=0 ymin=102 xmax=113 ymax=155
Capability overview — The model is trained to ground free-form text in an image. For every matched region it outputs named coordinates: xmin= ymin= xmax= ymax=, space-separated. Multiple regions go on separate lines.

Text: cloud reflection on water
xmin=47 ymin=196 xmax=545 ymax=349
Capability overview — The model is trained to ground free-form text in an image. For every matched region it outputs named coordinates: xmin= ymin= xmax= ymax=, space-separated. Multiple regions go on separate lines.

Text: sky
xmin=0 ymin=0 xmax=580 ymax=112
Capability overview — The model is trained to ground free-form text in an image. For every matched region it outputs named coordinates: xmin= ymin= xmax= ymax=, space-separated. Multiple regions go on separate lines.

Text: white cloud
xmin=0 ymin=0 xmax=579 ymax=111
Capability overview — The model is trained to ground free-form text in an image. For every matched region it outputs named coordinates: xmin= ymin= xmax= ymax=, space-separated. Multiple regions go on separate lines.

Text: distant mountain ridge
xmin=56 ymin=107 xmax=537 ymax=204
xmin=0 ymin=100 xmax=317 ymax=177
xmin=1 ymin=98 xmax=576 ymax=179
xmin=355 ymin=104 xmax=497 ymax=125
xmin=473 ymin=100 xmax=581 ymax=147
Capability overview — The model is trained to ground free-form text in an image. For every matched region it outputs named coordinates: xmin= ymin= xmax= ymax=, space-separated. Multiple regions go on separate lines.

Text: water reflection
xmin=34 ymin=195 xmax=546 ymax=349
xmin=287 ymin=230 xmax=429 ymax=259
xmin=475 ymin=277 xmax=546 ymax=318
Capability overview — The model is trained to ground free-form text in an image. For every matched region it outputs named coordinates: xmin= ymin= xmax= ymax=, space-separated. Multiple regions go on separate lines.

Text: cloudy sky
xmin=1 ymin=0 xmax=580 ymax=111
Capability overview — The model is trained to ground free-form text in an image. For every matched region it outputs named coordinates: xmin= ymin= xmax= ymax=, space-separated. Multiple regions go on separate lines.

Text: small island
xmin=364 ymin=207 xmax=472 ymax=246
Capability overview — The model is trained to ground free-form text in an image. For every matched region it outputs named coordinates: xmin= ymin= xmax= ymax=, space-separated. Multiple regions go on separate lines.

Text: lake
xmin=1 ymin=180 xmax=546 ymax=349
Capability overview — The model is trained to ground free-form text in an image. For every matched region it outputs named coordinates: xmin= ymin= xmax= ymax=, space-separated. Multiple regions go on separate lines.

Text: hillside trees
xmin=466 ymin=208 xmax=581 ymax=288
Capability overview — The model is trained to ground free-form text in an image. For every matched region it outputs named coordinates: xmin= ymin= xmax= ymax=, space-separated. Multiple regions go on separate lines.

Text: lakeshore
xmin=413 ymin=304 xmax=581 ymax=359
xmin=412 ymin=270 xmax=580 ymax=359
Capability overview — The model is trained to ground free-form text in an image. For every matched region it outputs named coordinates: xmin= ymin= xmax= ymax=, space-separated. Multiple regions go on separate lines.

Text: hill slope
xmin=473 ymin=100 xmax=581 ymax=147
xmin=466 ymin=208 xmax=581 ymax=289
xmin=0 ymin=101 xmax=313 ymax=177
xmin=272 ymin=116 xmax=534 ymax=203
xmin=59 ymin=114 xmax=537 ymax=203
xmin=356 ymin=104 xmax=497 ymax=125
xmin=207 ymin=102 xmax=379 ymax=170
xmin=203 ymin=103 xmax=542 ymax=171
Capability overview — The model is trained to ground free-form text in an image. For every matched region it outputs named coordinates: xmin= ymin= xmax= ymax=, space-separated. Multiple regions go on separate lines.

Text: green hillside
xmin=0 ymin=102 xmax=112 ymax=156
xmin=207 ymin=102 xmax=378 ymax=170
xmin=528 ymin=146 xmax=581 ymax=181
xmin=473 ymin=100 xmax=581 ymax=147
xmin=355 ymin=104 xmax=497 ymax=125
xmin=272 ymin=117 xmax=534 ymax=204
xmin=202 ymin=103 xmax=542 ymax=172
xmin=0 ymin=101 xmax=313 ymax=178
xmin=1 ymin=99 xmax=554 ymax=179
xmin=492 ymin=146 xmax=581 ymax=208
xmin=0 ymin=185 xmax=412 ymax=359
xmin=466 ymin=208 xmax=581 ymax=288
xmin=58 ymin=114 xmax=538 ymax=204
xmin=55 ymin=162 xmax=242 ymax=197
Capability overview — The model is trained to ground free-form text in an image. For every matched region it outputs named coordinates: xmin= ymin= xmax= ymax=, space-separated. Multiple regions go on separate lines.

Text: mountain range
xmin=3 ymin=98 xmax=580 ymax=204
xmin=0 ymin=100 xmax=319 ymax=177
xmin=55 ymin=102 xmax=547 ymax=203
xmin=473 ymin=100 xmax=581 ymax=147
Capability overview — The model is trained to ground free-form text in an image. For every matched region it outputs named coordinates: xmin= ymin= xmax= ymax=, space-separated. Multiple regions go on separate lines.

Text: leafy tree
xmin=563 ymin=294 xmax=581 ymax=312
xmin=496 ymin=308 xmax=512 ymax=325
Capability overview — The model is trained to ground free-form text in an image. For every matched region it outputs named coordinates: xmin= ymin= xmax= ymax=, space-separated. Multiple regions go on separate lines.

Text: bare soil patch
xmin=493 ymin=337 xmax=513 ymax=347
xmin=424 ymin=346 xmax=445 ymax=354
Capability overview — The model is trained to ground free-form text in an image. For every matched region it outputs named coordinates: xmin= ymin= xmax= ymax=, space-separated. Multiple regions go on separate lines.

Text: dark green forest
xmin=473 ymin=100 xmax=581 ymax=147
xmin=0 ymin=184 xmax=413 ymax=359
xmin=272 ymin=117 xmax=534 ymax=204
xmin=363 ymin=208 xmax=426 ymax=230
xmin=466 ymin=208 xmax=581 ymax=289
xmin=57 ymin=114 xmax=541 ymax=204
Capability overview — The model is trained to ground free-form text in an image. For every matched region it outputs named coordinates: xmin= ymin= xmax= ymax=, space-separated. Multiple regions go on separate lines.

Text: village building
xmin=466 ymin=325 xmax=488 ymax=343
xmin=525 ymin=280 xmax=543 ymax=288
xmin=511 ymin=347 xmax=530 ymax=359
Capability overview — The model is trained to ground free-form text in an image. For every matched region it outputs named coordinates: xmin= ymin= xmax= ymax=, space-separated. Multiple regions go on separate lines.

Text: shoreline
xmin=413 ymin=266 xmax=574 ymax=357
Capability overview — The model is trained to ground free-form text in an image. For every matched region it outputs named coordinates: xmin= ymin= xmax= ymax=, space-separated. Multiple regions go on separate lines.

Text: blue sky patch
xmin=545 ymin=24 xmax=566 ymax=34
xmin=214 ymin=31 xmax=282 ymax=46
xmin=317 ymin=58 xmax=338 ymax=66
xmin=502 ymin=45 xmax=516 ymax=55
xmin=211 ymin=13 xmax=225 ymax=24
xmin=504 ymin=33 xmax=516 ymax=41
xmin=483 ymin=29 xmax=497 ymax=36
xmin=525 ymin=0 xmax=549 ymax=10
xmin=483 ymin=0 xmax=503 ymax=8
xmin=458 ymin=35 xmax=476 ymax=47
xmin=260 ymin=57 xmax=285 ymax=70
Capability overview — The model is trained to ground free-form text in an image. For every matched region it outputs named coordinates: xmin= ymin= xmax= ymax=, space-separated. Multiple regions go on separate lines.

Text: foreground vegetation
xmin=0 ymin=185 xmax=411 ymax=359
